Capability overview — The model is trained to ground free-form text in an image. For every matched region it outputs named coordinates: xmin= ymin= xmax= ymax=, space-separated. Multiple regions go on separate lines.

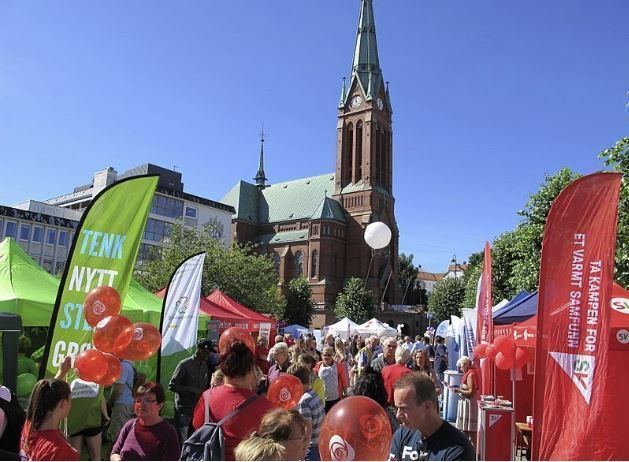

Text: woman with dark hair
xmin=0 ymin=386 xmax=25 ymax=460
xmin=110 ymin=382 xmax=179 ymax=461
xmin=411 ymin=349 xmax=442 ymax=394
xmin=257 ymin=408 xmax=308 ymax=461
xmin=192 ymin=340 xmax=273 ymax=460
xmin=352 ymin=366 xmax=399 ymax=434
xmin=20 ymin=377 xmax=78 ymax=461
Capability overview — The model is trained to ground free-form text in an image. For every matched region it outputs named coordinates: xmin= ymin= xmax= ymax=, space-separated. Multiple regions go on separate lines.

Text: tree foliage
xmin=427 ymin=277 xmax=466 ymax=324
xmin=135 ymin=221 xmax=286 ymax=318
xmin=335 ymin=277 xmax=375 ymax=323
xmin=398 ymin=253 xmax=421 ymax=304
xmin=463 ymin=264 xmax=481 ymax=308
xmin=285 ymin=276 xmax=314 ymax=326
xmin=599 ymin=137 xmax=629 ymax=287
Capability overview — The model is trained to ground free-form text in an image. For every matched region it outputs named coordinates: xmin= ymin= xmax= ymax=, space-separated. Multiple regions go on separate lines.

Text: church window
xmin=294 ymin=251 xmax=304 ymax=277
xmin=310 ymin=250 xmax=318 ymax=278
xmin=345 ymin=123 xmax=354 ymax=186
xmin=355 ymin=120 xmax=363 ymax=182
xmin=272 ymin=253 xmax=281 ymax=274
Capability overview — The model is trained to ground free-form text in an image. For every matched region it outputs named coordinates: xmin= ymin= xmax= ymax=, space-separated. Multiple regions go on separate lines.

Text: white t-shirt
xmin=318 ymin=363 xmax=339 ymax=401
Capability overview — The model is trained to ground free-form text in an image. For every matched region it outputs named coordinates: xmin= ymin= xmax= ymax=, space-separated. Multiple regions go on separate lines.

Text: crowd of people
xmin=0 ymin=331 xmax=480 ymax=461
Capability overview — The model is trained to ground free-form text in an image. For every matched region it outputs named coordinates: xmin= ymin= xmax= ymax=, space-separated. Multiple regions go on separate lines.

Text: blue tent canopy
xmin=492 ymin=290 xmax=530 ymax=319
xmin=493 ymin=290 xmax=538 ymax=325
xmin=282 ymin=324 xmax=309 ymax=338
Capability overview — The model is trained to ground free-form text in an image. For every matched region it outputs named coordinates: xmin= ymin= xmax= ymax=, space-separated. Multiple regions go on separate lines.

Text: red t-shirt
xmin=20 ymin=422 xmax=79 ymax=461
xmin=382 ymin=364 xmax=413 ymax=405
xmin=192 ymin=385 xmax=273 ymax=460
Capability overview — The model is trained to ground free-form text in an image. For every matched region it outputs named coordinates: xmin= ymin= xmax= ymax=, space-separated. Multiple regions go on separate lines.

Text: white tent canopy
xmin=356 ymin=318 xmax=397 ymax=338
xmin=324 ymin=317 xmax=360 ymax=339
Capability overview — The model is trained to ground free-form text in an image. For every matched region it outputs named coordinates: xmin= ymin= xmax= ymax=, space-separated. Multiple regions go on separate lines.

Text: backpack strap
xmin=203 ymin=389 xmax=260 ymax=426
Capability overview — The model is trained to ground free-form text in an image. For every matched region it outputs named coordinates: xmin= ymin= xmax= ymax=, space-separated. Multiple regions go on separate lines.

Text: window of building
xmin=54 ymin=261 xmax=65 ymax=276
xmin=137 ymin=243 xmax=161 ymax=263
xmin=294 ymin=251 xmax=304 ymax=278
xmin=19 ymin=224 xmax=31 ymax=241
xmin=272 ymin=253 xmax=281 ymax=274
xmin=185 ymin=206 xmax=198 ymax=219
xmin=5 ymin=221 xmax=17 ymax=239
xmin=46 ymin=229 xmax=57 ymax=246
xmin=151 ymin=194 xmax=184 ymax=218
xmin=42 ymin=258 xmax=53 ymax=273
xmin=144 ymin=218 xmax=173 ymax=242
xmin=33 ymin=226 xmax=43 ymax=243
xmin=58 ymin=230 xmax=69 ymax=247
xmin=310 ymin=250 xmax=318 ymax=279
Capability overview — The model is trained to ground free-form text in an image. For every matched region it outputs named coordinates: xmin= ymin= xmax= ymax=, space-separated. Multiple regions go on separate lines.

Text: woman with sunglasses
xmin=110 ymin=382 xmax=179 ymax=461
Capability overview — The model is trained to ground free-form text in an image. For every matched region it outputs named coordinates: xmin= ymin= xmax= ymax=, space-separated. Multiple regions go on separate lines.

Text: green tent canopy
xmin=0 ymin=238 xmax=166 ymax=326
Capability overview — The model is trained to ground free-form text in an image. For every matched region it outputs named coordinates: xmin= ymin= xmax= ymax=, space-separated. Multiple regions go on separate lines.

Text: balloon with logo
xmin=117 ymin=322 xmax=162 ymax=361
xmin=319 ymin=396 xmax=392 ymax=461
xmin=93 ymin=315 xmax=134 ymax=354
xmin=16 ymin=373 xmax=37 ymax=397
xmin=218 ymin=327 xmax=255 ymax=355
xmin=95 ymin=353 xmax=122 ymax=385
xmin=514 ymin=347 xmax=531 ymax=369
xmin=84 ymin=285 xmax=122 ymax=327
xmin=75 ymin=349 xmax=108 ymax=382
xmin=473 ymin=343 xmax=488 ymax=359
xmin=267 ymin=373 xmax=303 ymax=409
xmin=495 ymin=351 xmax=516 ymax=370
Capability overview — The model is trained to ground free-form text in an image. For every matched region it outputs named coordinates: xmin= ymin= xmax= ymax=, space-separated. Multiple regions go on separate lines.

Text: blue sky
xmin=1 ymin=1 xmax=627 ymax=273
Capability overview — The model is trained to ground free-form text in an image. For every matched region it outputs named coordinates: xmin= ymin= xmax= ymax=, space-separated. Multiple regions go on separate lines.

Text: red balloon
xmin=495 ymin=351 xmax=515 ymax=370
xmin=84 ymin=285 xmax=122 ymax=327
xmin=117 ymin=322 xmax=162 ymax=361
xmin=493 ymin=334 xmax=515 ymax=355
xmin=93 ymin=315 xmax=134 ymax=354
xmin=75 ymin=349 xmax=108 ymax=382
xmin=473 ymin=343 xmax=488 ymax=358
xmin=485 ymin=344 xmax=498 ymax=360
xmin=267 ymin=374 xmax=303 ymax=409
xmin=218 ymin=327 xmax=255 ymax=355
xmin=95 ymin=353 xmax=122 ymax=385
xmin=319 ymin=396 xmax=392 ymax=461
xmin=514 ymin=347 xmax=530 ymax=369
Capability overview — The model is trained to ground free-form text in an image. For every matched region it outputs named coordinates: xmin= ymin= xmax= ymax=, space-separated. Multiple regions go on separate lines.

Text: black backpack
xmin=180 ymin=390 xmax=259 ymax=461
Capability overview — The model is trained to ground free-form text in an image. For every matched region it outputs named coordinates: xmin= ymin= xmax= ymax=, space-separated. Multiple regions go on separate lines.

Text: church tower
xmin=334 ymin=0 xmax=400 ymax=304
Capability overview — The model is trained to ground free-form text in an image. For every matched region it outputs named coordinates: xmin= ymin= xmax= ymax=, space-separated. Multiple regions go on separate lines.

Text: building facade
xmin=222 ymin=0 xmax=400 ymax=327
xmin=1 ymin=163 xmax=234 ymax=275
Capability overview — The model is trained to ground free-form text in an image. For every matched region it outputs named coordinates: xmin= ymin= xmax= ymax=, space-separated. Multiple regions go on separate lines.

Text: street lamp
xmin=451 ymin=255 xmax=458 ymax=278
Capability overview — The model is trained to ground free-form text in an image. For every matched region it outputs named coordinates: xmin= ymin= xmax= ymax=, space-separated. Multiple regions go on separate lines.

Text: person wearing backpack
xmin=189 ymin=340 xmax=273 ymax=461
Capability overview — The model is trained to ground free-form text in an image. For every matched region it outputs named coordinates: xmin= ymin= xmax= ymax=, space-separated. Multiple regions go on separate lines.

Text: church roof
xmin=256 ymin=229 xmax=310 ymax=245
xmin=222 ymin=173 xmax=347 ymax=225
xmin=221 ymin=180 xmax=261 ymax=224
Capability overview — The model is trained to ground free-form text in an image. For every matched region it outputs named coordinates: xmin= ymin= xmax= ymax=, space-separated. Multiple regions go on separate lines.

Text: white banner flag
xmin=158 ymin=252 xmax=206 ymax=387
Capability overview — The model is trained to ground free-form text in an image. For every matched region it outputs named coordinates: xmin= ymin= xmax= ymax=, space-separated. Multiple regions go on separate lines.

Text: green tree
xmin=285 ymin=276 xmax=314 ymax=326
xmin=463 ymin=264 xmax=481 ymax=308
xmin=335 ymin=277 xmax=375 ymax=323
xmin=135 ymin=221 xmax=286 ymax=318
xmin=599 ymin=137 xmax=629 ymax=287
xmin=427 ymin=277 xmax=466 ymax=324
xmin=398 ymin=253 xmax=420 ymax=304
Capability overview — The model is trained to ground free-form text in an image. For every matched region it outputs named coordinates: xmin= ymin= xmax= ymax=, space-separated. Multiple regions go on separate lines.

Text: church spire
xmin=254 ymin=126 xmax=267 ymax=189
xmin=351 ymin=0 xmax=383 ymax=100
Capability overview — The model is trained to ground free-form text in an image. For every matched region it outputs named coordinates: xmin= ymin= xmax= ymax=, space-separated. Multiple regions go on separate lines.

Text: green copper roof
xmin=260 ymin=173 xmax=337 ymax=223
xmin=256 ymin=229 xmax=310 ymax=245
xmin=254 ymin=135 xmax=267 ymax=188
xmin=221 ymin=180 xmax=261 ymax=223
xmin=345 ymin=0 xmax=384 ymax=103
xmin=311 ymin=196 xmax=346 ymax=223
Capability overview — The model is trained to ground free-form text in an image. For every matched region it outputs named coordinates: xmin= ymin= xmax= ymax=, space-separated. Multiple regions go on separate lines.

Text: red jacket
xmin=314 ymin=360 xmax=349 ymax=399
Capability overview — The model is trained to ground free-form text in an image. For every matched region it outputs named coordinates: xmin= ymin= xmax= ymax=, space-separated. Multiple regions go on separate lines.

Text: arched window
xmin=310 ymin=250 xmax=318 ymax=279
xmin=355 ymin=120 xmax=363 ymax=181
xmin=344 ymin=123 xmax=354 ymax=186
xmin=272 ymin=253 xmax=281 ymax=274
xmin=294 ymin=251 xmax=304 ymax=277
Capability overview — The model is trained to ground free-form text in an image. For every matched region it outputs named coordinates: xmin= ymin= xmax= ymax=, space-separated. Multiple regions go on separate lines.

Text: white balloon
xmin=364 ymin=221 xmax=392 ymax=249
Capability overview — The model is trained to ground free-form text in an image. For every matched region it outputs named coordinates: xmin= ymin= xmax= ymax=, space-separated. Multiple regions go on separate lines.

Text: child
xmin=297 ymin=354 xmax=325 ymax=404
xmin=288 ymin=364 xmax=325 ymax=461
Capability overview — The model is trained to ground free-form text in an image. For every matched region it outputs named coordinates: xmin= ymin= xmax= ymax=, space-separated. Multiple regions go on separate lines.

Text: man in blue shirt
xmin=390 ymin=374 xmax=474 ymax=461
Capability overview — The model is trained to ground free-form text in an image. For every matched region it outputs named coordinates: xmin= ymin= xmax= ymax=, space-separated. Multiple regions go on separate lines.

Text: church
xmin=221 ymin=0 xmax=400 ymax=327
